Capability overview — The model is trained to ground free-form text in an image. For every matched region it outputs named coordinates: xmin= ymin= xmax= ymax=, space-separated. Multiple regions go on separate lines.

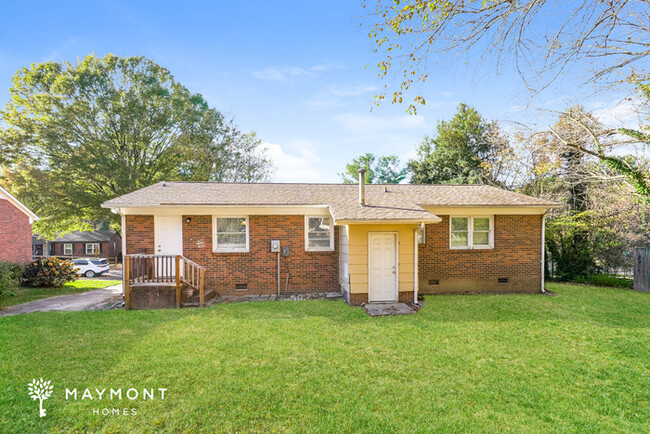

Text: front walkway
xmin=0 ymin=284 xmax=122 ymax=317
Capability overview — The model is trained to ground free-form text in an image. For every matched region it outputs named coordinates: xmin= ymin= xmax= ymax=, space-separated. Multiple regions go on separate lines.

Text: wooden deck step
xmin=180 ymin=289 xmax=216 ymax=308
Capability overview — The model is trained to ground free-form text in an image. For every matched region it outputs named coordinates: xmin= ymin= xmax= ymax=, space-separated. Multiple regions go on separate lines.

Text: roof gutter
xmin=334 ymin=218 xmax=442 ymax=225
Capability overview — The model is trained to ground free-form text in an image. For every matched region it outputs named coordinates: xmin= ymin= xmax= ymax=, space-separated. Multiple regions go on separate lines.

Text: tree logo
xmin=28 ymin=378 xmax=53 ymax=417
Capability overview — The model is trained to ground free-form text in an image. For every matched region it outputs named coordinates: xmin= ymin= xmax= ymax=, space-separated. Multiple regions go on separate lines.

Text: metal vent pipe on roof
xmin=358 ymin=169 xmax=366 ymax=206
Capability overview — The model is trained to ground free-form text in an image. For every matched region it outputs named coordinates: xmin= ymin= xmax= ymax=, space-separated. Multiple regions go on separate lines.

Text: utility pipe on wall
xmin=414 ymin=226 xmax=419 ymax=304
xmin=358 ymin=169 xmax=366 ymax=206
xmin=541 ymin=210 xmax=550 ymax=293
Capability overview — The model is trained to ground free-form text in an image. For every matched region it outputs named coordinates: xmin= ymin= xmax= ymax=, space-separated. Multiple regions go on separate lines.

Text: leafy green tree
xmin=340 ymin=153 xmax=408 ymax=184
xmin=0 ymin=54 xmax=272 ymax=236
xmin=547 ymin=97 xmax=650 ymax=203
xmin=409 ymin=103 xmax=510 ymax=185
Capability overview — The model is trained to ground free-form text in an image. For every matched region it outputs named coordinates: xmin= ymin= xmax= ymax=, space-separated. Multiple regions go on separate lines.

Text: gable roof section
xmin=102 ymin=182 xmax=560 ymax=223
xmin=51 ymin=230 xmax=119 ymax=243
xmin=0 ymin=186 xmax=39 ymax=222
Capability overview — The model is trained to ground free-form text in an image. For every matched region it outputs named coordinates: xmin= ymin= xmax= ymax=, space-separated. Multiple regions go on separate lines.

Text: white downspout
xmin=120 ymin=211 xmax=127 ymax=298
xmin=541 ymin=210 xmax=550 ymax=293
xmin=414 ymin=227 xmax=419 ymax=304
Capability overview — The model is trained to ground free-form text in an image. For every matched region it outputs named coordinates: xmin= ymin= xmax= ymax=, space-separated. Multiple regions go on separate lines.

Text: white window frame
xmin=63 ymin=243 xmax=73 ymax=256
xmin=449 ymin=216 xmax=494 ymax=250
xmin=305 ymin=216 xmax=334 ymax=252
xmin=213 ymin=216 xmax=249 ymax=253
xmin=85 ymin=243 xmax=100 ymax=255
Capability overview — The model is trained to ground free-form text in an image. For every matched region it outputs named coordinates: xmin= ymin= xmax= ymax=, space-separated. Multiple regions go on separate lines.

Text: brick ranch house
xmin=102 ymin=180 xmax=560 ymax=309
xmin=33 ymin=230 xmax=122 ymax=259
xmin=0 ymin=186 xmax=39 ymax=263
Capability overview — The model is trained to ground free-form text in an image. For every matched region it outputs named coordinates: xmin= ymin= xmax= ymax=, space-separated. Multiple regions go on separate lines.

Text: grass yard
xmin=0 ymin=283 xmax=648 ymax=432
xmin=0 ymin=280 xmax=121 ymax=307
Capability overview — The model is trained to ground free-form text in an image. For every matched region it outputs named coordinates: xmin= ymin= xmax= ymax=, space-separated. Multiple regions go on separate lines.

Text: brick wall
xmin=183 ymin=215 xmax=339 ymax=295
xmin=125 ymin=215 xmax=155 ymax=254
xmin=50 ymin=240 xmax=120 ymax=257
xmin=0 ymin=199 xmax=32 ymax=263
xmin=123 ymin=214 xmax=340 ymax=296
xmin=418 ymin=215 xmax=543 ymax=294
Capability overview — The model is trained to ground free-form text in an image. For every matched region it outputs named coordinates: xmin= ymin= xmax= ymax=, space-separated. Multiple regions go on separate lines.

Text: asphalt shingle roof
xmin=101 ymin=182 xmax=560 ymax=222
xmin=46 ymin=230 xmax=119 ymax=243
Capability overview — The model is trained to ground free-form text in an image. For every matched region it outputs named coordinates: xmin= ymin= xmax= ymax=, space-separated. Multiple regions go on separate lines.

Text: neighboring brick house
xmin=34 ymin=230 xmax=122 ymax=259
xmin=102 ymin=180 xmax=560 ymax=309
xmin=0 ymin=186 xmax=39 ymax=263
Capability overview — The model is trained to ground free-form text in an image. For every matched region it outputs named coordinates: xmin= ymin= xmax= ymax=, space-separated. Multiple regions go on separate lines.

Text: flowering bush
xmin=22 ymin=258 xmax=78 ymax=287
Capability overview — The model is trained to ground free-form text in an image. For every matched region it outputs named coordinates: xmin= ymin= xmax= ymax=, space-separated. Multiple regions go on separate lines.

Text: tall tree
xmin=340 ymin=153 xmax=408 ymax=184
xmin=365 ymin=0 xmax=650 ymax=112
xmin=409 ymin=103 xmax=513 ymax=185
xmin=0 ymin=54 xmax=272 ymax=236
xmin=548 ymin=101 xmax=650 ymax=203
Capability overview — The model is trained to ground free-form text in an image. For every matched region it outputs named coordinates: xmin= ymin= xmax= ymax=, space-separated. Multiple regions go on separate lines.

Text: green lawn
xmin=1 ymin=280 xmax=121 ymax=307
xmin=0 ymin=283 xmax=648 ymax=432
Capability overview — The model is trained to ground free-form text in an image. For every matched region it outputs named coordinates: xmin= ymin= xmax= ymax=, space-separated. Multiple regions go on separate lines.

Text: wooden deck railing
xmin=124 ymin=254 xmax=206 ymax=309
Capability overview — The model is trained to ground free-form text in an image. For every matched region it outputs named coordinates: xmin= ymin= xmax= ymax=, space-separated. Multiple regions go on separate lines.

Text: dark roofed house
xmin=33 ymin=230 xmax=122 ymax=259
xmin=102 ymin=180 xmax=560 ymax=310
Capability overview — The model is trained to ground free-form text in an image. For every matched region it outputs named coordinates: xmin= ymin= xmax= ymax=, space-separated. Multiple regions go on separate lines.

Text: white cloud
xmin=332 ymin=112 xmax=427 ymax=134
xmin=305 ymin=84 xmax=377 ymax=109
xmin=264 ymin=142 xmax=326 ymax=182
xmin=251 ymin=63 xmax=341 ymax=83
xmin=593 ymin=98 xmax=643 ymax=128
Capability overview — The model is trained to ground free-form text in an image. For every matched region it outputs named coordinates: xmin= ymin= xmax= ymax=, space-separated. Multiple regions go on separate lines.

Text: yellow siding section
xmin=347 ymin=224 xmax=417 ymax=294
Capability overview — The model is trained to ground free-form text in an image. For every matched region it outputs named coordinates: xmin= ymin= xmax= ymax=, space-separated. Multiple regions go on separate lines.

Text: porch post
xmin=124 ymin=256 xmax=131 ymax=310
xmin=175 ymin=255 xmax=181 ymax=308
xmin=199 ymin=268 xmax=205 ymax=307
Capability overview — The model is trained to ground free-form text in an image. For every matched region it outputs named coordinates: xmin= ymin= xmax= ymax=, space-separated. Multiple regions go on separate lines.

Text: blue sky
xmin=0 ymin=1 xmax=640 ymax=182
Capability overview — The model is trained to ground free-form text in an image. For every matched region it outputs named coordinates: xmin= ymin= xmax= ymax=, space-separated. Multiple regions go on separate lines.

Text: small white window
xmin=213 ymin=217 xmax=249 ymax=252
xmin=85 ymin=243 xmax=100 ymax=255
xmin=450 ymin=216 xmax=493 ymax=249
xmin=305 ymin=216 xmax=334 ymax=251
xmin=63 ymin=243 xmax=73 ymax=255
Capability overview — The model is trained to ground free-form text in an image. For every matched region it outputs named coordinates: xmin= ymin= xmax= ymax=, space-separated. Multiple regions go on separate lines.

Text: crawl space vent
xmin=235 ymin=283 xmax=248 ymax=291
xmin=428 ymin=279 xmax=439 ymax=286
xmin=498 ymin=278 xmax=509 ymax=284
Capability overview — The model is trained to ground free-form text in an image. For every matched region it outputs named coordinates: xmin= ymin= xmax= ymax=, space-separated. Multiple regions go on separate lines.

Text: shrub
xmin=21 ymin=258 xmax=78 ymax=288
xmin=575 ymin=274 xmax=633 ymax=289
xmin=0 ymin=260 xmax=24 ymax=298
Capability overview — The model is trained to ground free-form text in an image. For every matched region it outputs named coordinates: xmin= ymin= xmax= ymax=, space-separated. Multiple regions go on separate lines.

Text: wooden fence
xmin=634 ymin=247 xmax=650 ymax=292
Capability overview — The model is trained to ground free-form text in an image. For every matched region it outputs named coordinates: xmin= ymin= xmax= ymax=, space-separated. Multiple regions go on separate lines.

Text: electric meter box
xmin=270 ymin=240 xmax=281 ymax=253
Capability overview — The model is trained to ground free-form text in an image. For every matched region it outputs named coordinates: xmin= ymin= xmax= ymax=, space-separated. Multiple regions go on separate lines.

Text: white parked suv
xmin=70 ymin=258 xmax=110 ymax=278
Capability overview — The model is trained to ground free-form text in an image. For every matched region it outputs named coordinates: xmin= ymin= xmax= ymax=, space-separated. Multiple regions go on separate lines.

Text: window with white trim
xmin=213 ymin=217 xmax=249 ymax=252
xmin=85 ymin=243 xmax=100 ymax=255
xmin=450 ymin=216 xmax=493 ymax=249
xmin=63 ymin=243 xmax=73 ymax=255
xmin=305 ymin=216 xmax=334 ymax=251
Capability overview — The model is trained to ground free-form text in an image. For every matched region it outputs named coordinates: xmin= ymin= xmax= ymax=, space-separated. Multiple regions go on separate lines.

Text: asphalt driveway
xmin=0 ymin=284 xmax=122 ymax=317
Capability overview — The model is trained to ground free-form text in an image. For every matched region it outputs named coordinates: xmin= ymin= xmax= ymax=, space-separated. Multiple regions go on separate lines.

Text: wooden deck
xmin=124 ymin=254 xmax=207 ymax=309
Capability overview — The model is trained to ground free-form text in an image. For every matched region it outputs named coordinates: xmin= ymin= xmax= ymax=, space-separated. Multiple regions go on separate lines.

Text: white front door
xmin=368 ymin=233 xmax=398 ymax=302
xmin=154 ymin=216 xmax=183 ymax=277
xmin=155 ymin=216 xmax=183 ymax=255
